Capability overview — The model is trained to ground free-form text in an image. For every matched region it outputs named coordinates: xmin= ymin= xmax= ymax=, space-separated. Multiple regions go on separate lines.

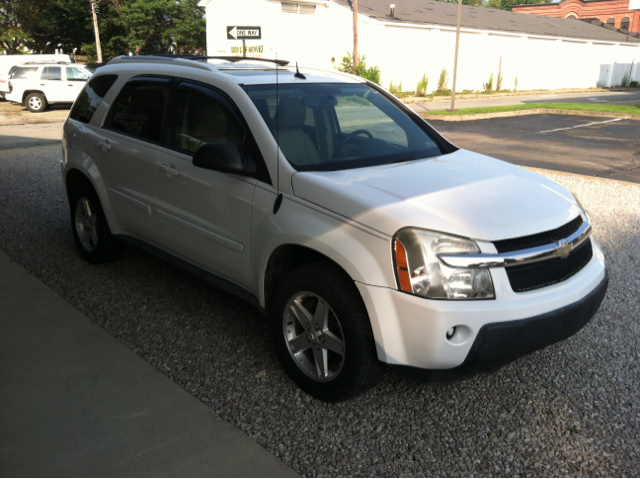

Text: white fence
xmin=201 ymin=0 xmax=640 ymax=93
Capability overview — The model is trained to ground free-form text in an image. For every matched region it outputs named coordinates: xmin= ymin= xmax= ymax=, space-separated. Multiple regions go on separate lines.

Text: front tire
xmin=25 ymin=93 xmax=47 ymax=113
xmin=272 ymin=263 xmax=384 ymax=402
xmin=69 ymin=181 xmax=125 ymax=263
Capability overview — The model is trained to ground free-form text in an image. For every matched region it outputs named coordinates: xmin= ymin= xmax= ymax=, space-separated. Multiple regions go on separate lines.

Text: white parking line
xmin=536 ymin=118 xmax=622 ymax=134
xmin=588 ymin=97 xmax=610 ymax=103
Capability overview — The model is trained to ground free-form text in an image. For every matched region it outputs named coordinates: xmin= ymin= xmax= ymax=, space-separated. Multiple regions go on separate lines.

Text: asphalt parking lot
xmin=431 ymin=114 xmax=640 ymax=184
xmin=1 ymin=121 xmax=639 ymax=476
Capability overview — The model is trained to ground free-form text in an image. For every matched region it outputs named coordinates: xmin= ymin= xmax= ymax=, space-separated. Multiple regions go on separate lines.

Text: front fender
xmin=250 ymin=185 xmax=396 ymax=308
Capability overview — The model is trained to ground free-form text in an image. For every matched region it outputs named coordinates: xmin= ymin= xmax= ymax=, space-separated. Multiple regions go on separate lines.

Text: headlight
xmin=394 ymin=229 xmax=495 ymax=300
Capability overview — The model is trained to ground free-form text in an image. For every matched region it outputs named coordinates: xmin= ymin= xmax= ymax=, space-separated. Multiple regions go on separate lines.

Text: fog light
xmin=446 ymin=327 xmax=456 ymax=340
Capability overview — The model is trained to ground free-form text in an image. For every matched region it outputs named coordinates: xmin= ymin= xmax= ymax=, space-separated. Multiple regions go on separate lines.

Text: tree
xmin=0 ymin=0 xmax=41 ymax=54
xmin=488 ymin=0 xmax=552 ymax=10
xmin=110 ymin=0 xmax=205 ymax=55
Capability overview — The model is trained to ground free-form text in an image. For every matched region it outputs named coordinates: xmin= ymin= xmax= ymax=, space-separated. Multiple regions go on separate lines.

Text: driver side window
xmin=174 ymin=89 xmax=244 ymax=154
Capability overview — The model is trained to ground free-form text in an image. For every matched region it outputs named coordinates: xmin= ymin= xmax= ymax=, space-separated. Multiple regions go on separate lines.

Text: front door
xmin=39 ymin=66 xmax=67 ymax=102
xmin=153 ymin=81 xmax=258 ymax=288
xmin=64 ymin=67 xmax=91 ymax=103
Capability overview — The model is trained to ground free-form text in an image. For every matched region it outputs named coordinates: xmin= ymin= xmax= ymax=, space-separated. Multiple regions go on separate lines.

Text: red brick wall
xmin=512 ymin=0 xmax=640 ymax=34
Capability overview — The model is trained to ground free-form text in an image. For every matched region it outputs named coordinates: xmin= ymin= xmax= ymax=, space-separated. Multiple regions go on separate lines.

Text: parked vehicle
xmin=4 ymin=62 xmax=91 ymax=112
xmin=0 ymin=54 xmax=74 ymax=99
xmin=61 ymin=56 xmax=608 ymax=402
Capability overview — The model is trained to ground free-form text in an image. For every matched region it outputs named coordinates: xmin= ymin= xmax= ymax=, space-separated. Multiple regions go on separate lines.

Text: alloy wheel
xmin=74 ymin=196 xmax=98 ymax=252
xmin=283 ymin=292 xmax=345 ymax=382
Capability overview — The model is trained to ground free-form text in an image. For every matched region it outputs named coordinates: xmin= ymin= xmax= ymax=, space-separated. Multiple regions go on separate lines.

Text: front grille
xmin=494 ymin=216 xmax=583 ymax=253
xmin=506 ymin=238 xmax=593 ymax=292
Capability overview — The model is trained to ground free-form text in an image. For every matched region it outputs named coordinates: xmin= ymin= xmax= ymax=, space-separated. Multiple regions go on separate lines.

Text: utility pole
xmin=353 ymin=0 xmax=359 ymax=71
xmin=449 ymin=0 xmax=463 ymax=112
xmin=91 ymin=0 xmax=103 ymax=63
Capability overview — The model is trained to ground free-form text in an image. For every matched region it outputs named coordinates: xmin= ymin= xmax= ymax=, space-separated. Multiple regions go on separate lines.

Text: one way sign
xmin=227 ymin=26 xmax=262 ymax=40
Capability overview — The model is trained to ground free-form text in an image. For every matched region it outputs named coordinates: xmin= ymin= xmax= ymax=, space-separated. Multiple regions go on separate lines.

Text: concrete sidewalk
xmin=0 ymin=251 xmax=298 ymax=477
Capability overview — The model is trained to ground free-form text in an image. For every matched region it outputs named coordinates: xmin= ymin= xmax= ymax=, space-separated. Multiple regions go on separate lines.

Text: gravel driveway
xmin=0 ymin=147 xmax=638 ymax=477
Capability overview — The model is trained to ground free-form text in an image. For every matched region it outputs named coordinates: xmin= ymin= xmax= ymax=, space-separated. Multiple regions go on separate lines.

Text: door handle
xmin=40 ymin=84 xmax=45 ymax=86
xmin=97 ymin=140 xmax=111 ymax=151
xmin=159 ymin=163 xmax=180 ymax=177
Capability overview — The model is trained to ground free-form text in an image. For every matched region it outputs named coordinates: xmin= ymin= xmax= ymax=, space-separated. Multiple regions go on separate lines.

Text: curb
xmin=523 ymin=166 xmax=640 ymax=187
xmin=0 ymin=115 xmax=68 ymax=126
xmin=420 ymin=108 xmax=640 ymax=121
xmin=400 ymin=87 xmax=637 ymax=104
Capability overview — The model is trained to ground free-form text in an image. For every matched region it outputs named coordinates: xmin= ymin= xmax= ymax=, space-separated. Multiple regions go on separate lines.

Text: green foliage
xmin=388 ymin=80 xmax=401 ymax=93
xmin=436 ymin=68 xmax=449 ymax=92
xmin=483 ymin=73 xmax=494 ymax=92
xmin=416 ymin=71 xmax=429 ymax=97
xmin=496 ymin=71 xmax=503 ymax=91
xmin=620 ymin=73 xmax=630 ymax=87
xmin=437 ymin=0 xmax=484 ymax=6
xmin=484 ymin=0 xmax=552 ymax=10
xmin=336 ymin=51 xmax=382 ymax=85
xmin=82 ymin=42 xmax=98 ymax=64
xmin=0 ymin=0 xmax=40 ymax=54
xmin=514 ymin=76 xmax=519 ymax=91
xmin=427 ymin=102 xmax=640 ymax=116
xmin=630 ymin=80 xmax=640 ymax=88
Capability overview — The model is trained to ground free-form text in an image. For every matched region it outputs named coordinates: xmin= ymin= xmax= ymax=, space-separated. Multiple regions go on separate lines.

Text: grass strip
xmin=426 ymin=103 xmax=640 ymax=116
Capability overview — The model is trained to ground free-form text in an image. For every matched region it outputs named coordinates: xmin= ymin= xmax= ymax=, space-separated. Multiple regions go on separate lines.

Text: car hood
xmin=291 ymin=149 xmax=582 ymax=241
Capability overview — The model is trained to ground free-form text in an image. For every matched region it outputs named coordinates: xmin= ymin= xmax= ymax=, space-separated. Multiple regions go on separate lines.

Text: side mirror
xmin=193 ymin=142 xmax=257 ymax=176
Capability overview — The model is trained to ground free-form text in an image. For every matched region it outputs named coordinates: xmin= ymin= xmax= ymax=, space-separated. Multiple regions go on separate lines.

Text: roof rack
xmin=117 ymin=54 xmax=290 ymax=67
xmin=18 ymin=61 xmax=73 ymax=65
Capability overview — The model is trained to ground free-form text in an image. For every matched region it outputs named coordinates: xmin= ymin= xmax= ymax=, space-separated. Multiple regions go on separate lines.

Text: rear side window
xmin=66 ymin=67 xmax=90 ymax=81
xmin=11 ymin=67 xmax=39 ymax=79
xmin=40 ymin=67 xmax=62 ymax=81
xmin=108 ymin=79 xmax=171 ymax=143
xmin=69 ymin=74 xmax=118 ymax=124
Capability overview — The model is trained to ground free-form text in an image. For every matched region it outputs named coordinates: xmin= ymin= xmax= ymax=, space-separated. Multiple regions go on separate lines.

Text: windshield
xmin=242 ymin=83 xmax=449 ymax=171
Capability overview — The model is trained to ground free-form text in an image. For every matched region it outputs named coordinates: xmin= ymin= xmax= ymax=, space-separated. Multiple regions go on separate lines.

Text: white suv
xmin=61 ymin=56 xmax=608 ymax=401
xmin=5 ymin=62 xmax=92 ymax=112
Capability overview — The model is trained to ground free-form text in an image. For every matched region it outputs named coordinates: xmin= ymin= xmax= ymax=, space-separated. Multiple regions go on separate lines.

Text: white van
xmin=0 ymin=54 xmax=75 ymax=99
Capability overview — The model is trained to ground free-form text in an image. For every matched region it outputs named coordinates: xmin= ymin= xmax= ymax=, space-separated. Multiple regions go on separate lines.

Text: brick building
xmin=512 ymin=0 xmax=640 ymax=34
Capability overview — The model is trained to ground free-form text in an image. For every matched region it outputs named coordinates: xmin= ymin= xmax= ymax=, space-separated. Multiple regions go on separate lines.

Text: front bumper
xmin=393 ymin=269 xmax=608 ymax=383
xmin=356 ymin=238 xmax=607 ymax=373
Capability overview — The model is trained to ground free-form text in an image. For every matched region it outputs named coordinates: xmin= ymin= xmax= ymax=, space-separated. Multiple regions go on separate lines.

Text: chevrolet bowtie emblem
xmin=556 ymin=239 xmax=571 ymax=258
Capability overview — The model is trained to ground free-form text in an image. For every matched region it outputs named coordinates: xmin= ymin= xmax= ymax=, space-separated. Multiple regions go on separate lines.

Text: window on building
xmin=281 ymin=2 xmax=316 ymax=15
xmin=606 ymin=18 xmax=616 ymax=27
xmin=621 ymin=17 xmax=630 ymax=31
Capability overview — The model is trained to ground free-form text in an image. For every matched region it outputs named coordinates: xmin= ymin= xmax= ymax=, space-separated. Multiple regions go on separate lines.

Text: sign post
xmin=227 ymin=26 xmax=262 ymax=57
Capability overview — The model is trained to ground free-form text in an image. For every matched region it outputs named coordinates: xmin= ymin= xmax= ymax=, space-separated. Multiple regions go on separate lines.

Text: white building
xmin=198 ymin=0 xmax=640 ymax=92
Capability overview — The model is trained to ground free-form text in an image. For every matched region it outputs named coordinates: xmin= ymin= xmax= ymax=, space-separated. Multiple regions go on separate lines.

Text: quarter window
xmin=108 ymin=80 xmax=171 ymax=143
xmin=40 ymin=67 xmax=62 ymax=81
xmin=69 ymin=74 xmax=118 ymax=124
xmin=11 ymin=67 xmax=38 ymax=80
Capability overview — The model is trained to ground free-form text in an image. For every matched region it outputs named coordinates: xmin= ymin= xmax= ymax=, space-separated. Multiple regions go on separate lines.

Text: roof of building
xmin=332 ymin=0 xmax=640 ymax=43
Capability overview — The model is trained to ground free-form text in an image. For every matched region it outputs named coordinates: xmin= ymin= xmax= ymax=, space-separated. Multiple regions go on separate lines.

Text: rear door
xmin=39 ymin=66 xmax=66 ymax=102
xmin=93 ymin=76 xmax=172 ymax=240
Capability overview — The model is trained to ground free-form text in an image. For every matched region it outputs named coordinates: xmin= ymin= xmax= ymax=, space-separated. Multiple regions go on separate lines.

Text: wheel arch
xmin=64 ymin=167 xmax=120 ymax=234
xmin=22 ymin=90 xmax=47 ymax=103
xmin=263 ymin=244 xmax=356 ymax=315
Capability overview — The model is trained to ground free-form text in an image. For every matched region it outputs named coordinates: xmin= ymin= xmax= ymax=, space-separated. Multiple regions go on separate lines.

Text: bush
xmin=630 ymin=80 xmax=640 ymax=88
xmin=336 ymin=51 xmax=381 ymax=85
xmin=483 ymin=73 xmax=494 ymax=92
xmin=514 ymin=76 xmax=519 ymax=92
xmin=388 ymin=80 xmax=403 ymax=94
xmin=436 ymin=68 xmax=448 ymax=92
xmin=416 ymin=71 xmax=429 ymax=97
xmin=621 ymin=73 xmax=630 ymax=87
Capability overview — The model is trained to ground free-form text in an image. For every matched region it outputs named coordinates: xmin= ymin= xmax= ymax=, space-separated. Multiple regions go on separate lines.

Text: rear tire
xmin=69 ymin=180 xmax=125 ymax=263
xmin=25 ymin=92 xmax=47 ymax=113
xmin=272 ymin=262 xmax=384 ymax=402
